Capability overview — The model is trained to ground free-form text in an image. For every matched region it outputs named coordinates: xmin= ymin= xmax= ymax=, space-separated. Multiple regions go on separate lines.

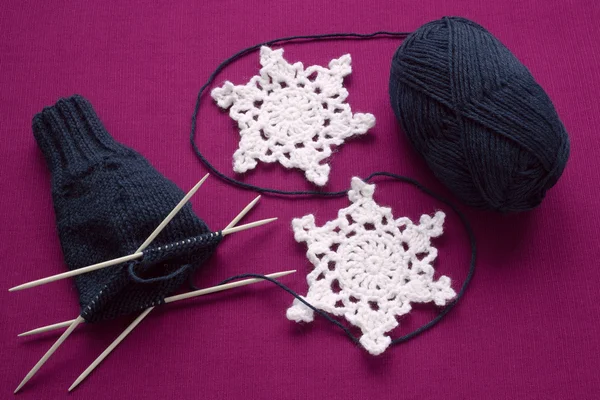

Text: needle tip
xmin=193 ymin=173 xmax=210 ymax=189
xmin=17 ymin=329 xmax=35 ymax=337
xmin=14 ymin=381 xmax=25 ymax=393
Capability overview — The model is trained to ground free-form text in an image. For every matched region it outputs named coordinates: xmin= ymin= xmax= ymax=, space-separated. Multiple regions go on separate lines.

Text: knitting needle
xmin=224 ymin=195 xmax=261 ymax=230
xmin=17 ymin=196 xmax=276 ymax=338
xmin=10 ymin=185 xmax=264 ymax=293
xmin=68 ymin=270 xmax=295 ymax=391
xmin=14 ymin=316 xmax=84 ymax=393
xmin=221 ymin=217 xmax=278 ymax=236
xmin=18 ymin=319 xmax=77 ymax=337
xmin=10 ymin=254 xmax=143 ymax=292
xmin=9 ymin=174 xmax=210 ymax=292
xmin=17 ymin=218 xmax=278 ymax=337
xmin=67 ymin=199 xmax=280 ymax=391
xmin=14 ymin=176 xmax=210 ymax=393
xmin=136 ymin=173 xmax=210 ymax=251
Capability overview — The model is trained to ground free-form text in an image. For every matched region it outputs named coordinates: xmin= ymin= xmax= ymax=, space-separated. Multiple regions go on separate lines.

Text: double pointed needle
xmin=67 ymin=194 xmax=270 ymax=391
xmin=10 ymin=174 xmax=210 ymax=293
xmin=64 ymin=196 xmax=268 ymax=391
xmin=9 ymin=196 xmax=270 ymax=291
xmin=15 ymin=174 xmax=210 ymax=393
xmin=14 ymin=316 xmax=85 ymax=393
xmin=18 ymin=196 xmax=271 ymax=338
xmin=68 ymin=269 xmax=295 ymax=391
xmin=15 ymin=185 xmax=277 ymax=393
xmin=19 ymin=319 xmax=76 ymax=337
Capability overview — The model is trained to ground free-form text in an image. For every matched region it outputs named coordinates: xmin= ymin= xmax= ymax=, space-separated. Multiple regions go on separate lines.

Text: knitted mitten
xmin=33 ymin=95 xmax=221 ymax=322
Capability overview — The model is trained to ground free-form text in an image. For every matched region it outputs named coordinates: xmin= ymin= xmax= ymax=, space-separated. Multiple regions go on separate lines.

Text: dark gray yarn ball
xmin=389 ymin=17 xmax=570 ymax=212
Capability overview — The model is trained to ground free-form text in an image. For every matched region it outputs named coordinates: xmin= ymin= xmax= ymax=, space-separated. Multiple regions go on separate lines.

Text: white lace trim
xmin=211 ymin=47 xmax=375 ymax=186
xmin=287 ymin=177 xmax=456 ymax=355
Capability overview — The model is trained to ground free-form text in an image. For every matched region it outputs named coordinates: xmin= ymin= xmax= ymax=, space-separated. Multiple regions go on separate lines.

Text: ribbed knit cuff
xmin=33 ymin=95 xmax=128 ymax=174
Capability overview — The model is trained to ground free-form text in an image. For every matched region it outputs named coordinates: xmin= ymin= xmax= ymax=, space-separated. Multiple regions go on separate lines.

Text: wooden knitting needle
xmin=224 ymin=195 xmax=261 ymax=230
xmin=221 ymin=217 xmax=277 ymax=236
xmin=9 ymin=173 xmax=210 ymax=293
xmin=10 ymin=217 xmax=275 ymax=293
xmin=14 ymin=317 xmax=84 ymax=393
xmin=10 ymin=254 xmax=143 ymax=292
xmin=68 ymin=269 xmax=295 ymax=391
xmin=10 ymin=197 xmax=272 ymax=293
xmin=14 ymin=175 xmax=210 ymax=393
xmin=18 ymin=195 xmax=272 ymax=338
xmin=67 ymin=196 xmax=275 ymax=391
xmin=19 ymin=319 xmax=77 ymax=337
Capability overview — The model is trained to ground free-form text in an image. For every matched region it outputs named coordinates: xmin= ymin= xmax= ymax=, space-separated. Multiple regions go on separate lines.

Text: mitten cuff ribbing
xmin=33 ymin=95 xmax=128 ymax=173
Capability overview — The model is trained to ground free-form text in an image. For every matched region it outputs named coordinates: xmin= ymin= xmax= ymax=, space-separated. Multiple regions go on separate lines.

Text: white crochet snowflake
xmin=211 ymin=46 xmax=375 ymax=186
xmin=287 ymin=177 xmax=456 ymax=355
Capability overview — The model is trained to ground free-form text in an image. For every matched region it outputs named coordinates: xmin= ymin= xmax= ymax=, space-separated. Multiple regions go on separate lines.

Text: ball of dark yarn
xmin=389 ymin=17 xmax=570 ymax=212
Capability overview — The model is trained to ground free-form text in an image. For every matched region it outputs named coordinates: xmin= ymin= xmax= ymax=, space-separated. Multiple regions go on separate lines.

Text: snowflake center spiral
xmin=366 ymin=255 xmax=382 ymax=275
xmin=284 ymin=105 xmax=302 ymax=121
xmin=276 ymin=88 xmax=313 ymax=121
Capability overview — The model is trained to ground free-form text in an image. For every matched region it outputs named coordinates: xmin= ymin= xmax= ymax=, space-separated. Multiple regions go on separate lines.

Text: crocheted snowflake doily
xmin=211 ymin=46 xmax=376 ymax=186
xmin=287 ymin=177 xmax=456 ymax=355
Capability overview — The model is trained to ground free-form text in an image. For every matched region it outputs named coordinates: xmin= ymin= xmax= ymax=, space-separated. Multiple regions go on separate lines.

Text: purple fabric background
xmin=1 ymin=1 xmax=599 ymax=398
